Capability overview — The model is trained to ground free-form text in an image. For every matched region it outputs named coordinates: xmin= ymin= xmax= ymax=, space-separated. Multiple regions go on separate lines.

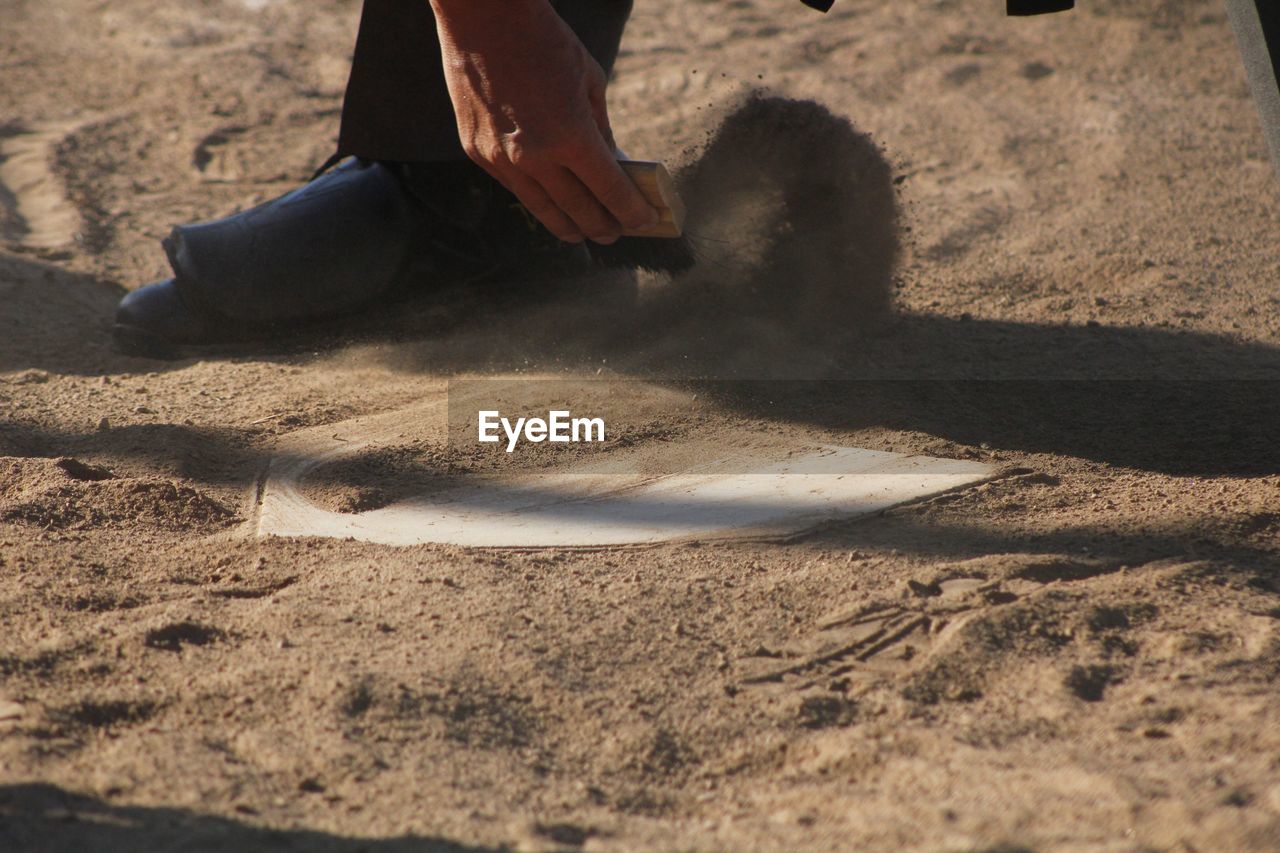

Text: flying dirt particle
xmin=633 ymin=94 xmax=901 ymax=376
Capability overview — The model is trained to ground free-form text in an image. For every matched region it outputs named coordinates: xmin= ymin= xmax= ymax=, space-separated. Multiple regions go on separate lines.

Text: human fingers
xmin=569 ymin=140 xmax=660 ymax=235
xmin=534 ymin=165 xmax=624 ymax=244
xmin=488 ymin=163 xmax=585 ymax=244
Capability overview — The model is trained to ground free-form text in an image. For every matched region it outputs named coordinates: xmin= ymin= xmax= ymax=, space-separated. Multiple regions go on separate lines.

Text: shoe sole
xmin=112 ymin=321 xmax=345 ymax=361
xmin=111 ymin=272 xmax=639 ymax=361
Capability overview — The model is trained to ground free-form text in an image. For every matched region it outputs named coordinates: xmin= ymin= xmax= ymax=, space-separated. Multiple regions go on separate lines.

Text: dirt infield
xmin=2 ymin=0 xmax=1280 ymax=849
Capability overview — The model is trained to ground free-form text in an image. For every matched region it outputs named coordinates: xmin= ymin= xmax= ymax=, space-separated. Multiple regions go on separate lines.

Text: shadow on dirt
xmin=0 ymin=420 xmax=258 ymax=486
xmin=688 ymin=376 xmax=1280 ymax=476
xmin=798 ymin=505 xmax=1280 ymax=586
xmin=0 ymin=783 xmax=493 ymax=853
xmin=0 ymin=252 xmax=124 ymax=376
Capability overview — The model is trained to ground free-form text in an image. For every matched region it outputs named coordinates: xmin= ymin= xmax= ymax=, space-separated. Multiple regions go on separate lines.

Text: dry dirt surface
xmin=4 ymin=0 xmax=1280 ymax=850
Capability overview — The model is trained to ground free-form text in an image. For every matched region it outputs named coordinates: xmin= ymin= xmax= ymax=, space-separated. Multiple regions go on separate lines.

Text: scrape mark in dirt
xmin=737 ymin=553 xmax=1142 ymax=702
xmin=1012 ymin=558 xmax=1123 ymax=584
xmin=209 ymin=574 xmax=298 ymax=599
xmin=52 ymin=590 xmax=146 ymax=613
xmin=52 ymin=114 xmax=143 ymax=254
xmin=533 ymin=822 xmax=601 ymax=848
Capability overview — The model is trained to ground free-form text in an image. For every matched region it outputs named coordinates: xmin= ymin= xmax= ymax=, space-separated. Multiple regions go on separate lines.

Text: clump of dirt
xmin=299 ymin=444 xmax=465 ymax=514
xmin=54 ymin=457 xmax=115 ymax=482
xmin=0 ymin=456 xmax=236 ymax=531
xmin=1 ymin=456 xmax=64 ymax=498
xmin=143 ymin=621 xmax=227 ymax=652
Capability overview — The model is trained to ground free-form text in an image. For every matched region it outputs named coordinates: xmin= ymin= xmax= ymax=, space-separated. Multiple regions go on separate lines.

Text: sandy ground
xmin=3 ymin=0 xmax=1280 ymax=849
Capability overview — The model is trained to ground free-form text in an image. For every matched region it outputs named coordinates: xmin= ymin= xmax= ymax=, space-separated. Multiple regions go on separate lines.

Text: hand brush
xmin=584 ymin=160 xmax=697 ymax=274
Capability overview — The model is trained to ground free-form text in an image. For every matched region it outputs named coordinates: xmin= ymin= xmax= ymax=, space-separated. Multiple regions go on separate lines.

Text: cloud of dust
xmin=350 ymin=94 xmax=901 ymax=380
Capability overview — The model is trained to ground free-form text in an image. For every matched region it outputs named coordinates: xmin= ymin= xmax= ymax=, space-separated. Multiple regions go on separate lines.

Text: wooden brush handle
xmin=619 ymin=160 xmax=686 ymax=238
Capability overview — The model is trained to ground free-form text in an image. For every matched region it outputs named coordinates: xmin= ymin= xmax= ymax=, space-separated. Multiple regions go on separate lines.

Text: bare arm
xmin=429 ymin=0 xmax=659 ymax=244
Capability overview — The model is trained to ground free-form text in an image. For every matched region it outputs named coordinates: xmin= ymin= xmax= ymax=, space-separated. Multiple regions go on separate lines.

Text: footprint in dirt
xmin=0 ymin=121 xmax=82 ymax=250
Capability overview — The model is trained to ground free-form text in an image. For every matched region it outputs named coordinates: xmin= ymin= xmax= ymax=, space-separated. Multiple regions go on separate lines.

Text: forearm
xmin=428 ymin=0 xmax=579 ymax=123
xmin=429 ymin=0 xmax=556 ymax=48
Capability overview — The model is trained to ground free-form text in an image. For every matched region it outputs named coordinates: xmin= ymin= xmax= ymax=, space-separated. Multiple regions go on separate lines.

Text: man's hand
xmin=430 ymin=0 xmax=659 ymax=244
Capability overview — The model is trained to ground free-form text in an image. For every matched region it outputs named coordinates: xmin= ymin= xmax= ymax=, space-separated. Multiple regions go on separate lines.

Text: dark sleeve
xmin=1007 ymin=0 xmax=1074 ymax=13
xmin=799 ymin=1 xmax=1073 ymax=14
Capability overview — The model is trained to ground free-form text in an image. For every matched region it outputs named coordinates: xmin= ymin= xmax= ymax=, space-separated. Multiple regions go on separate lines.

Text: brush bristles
xmin=586 ymin=234 xmax=697 ymax=274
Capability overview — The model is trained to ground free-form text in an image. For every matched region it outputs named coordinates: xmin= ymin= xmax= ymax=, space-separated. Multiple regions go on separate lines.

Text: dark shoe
xmin=113 ymin=158 xmax=422 ymax=357
xmin=114 ymin=278 xmax=220 ymax=359
xmin=112 ymin=157 xmax=598 ymax=358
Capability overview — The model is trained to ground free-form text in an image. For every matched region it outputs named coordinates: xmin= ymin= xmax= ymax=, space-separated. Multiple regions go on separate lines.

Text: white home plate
xmin=255 ymin=401 xmax=995 ymax=547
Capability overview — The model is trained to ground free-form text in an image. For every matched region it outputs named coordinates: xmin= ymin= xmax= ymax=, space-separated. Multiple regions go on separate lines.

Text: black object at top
xmin=798 ymin=0 xmax=1074 ymax=12
xmin=1007 ymin=0 xmax=1075 ymax=14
